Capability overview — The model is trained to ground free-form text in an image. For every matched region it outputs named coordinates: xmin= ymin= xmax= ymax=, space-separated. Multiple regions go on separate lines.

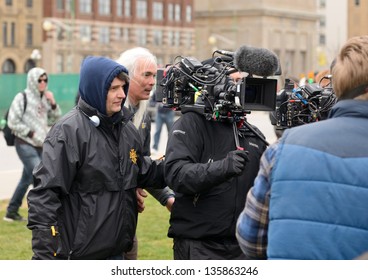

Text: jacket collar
xmin=329 ymin=99 xmax=368 ymax=119
xmin=77 ymin=98 xmax=134 ymax=126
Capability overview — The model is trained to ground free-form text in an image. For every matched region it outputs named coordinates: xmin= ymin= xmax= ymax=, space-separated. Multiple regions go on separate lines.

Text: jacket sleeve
xmin=137 ymin=156 xmax=166 ymax=189
xmin=8 ymin=93 xmax=32 ymax=137
xmin=164 ymin=114 xmax=236 ymax=195
xmin=27 ymin=131 xmax=79 ymax=260
xmin=236 ymin=143 xmax=277 ymax=260
xmin=47 ymin=103 xmax=62 ymax=126
xmin=146 ymin=186 xmax=175 ymax=206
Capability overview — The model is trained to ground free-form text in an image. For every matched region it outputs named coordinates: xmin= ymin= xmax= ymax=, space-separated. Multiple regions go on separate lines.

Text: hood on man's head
xmin=27 ymin=67 xmax=47 ymax=94
xmin=78 ymin=56 xmax=129 ymax=115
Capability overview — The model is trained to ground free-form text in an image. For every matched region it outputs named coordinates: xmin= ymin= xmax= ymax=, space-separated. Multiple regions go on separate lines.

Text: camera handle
xmin=241 ymin=120 xmax=270 ymax=147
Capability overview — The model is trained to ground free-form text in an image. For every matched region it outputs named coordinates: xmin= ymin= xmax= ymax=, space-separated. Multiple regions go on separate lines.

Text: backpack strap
xmin=21 ymin=91 xmax=27 ymax=113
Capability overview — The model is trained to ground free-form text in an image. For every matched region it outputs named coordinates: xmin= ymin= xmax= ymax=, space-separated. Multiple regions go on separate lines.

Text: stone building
xmin=1 ymin=0 xmax=195 ymax=74
xmin=194 ymin=0 xmax=320 ymax=79
xmin=0 ymin=0 xmax=43 ymax=73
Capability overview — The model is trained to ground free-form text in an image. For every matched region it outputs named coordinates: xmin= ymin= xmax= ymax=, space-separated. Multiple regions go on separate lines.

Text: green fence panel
xmin=0 ymin=74 xmax=27 ymax=117
xmin=0 ymin=74 xmax=79 ymax=118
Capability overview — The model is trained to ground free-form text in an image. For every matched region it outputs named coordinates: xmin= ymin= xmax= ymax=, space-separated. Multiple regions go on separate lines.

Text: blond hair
xmin=332 ymin=36 xmax=368 ymax=99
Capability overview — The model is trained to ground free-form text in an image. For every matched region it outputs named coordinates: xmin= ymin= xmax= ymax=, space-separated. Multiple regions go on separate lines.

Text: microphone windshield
xmin=234 ymin=45 xmax=279 ymax=77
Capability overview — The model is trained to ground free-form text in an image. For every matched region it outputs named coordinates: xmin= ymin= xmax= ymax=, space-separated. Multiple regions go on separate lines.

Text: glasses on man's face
xmin=38 ymin=78 xmax=48 ymax=84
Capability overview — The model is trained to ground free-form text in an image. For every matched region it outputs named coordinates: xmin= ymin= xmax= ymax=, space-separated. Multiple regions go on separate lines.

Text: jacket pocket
xmin=31 ymin=226 xmax=64 ymax=259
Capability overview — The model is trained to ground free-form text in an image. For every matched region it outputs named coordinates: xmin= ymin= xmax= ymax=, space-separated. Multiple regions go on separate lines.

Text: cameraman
xmin=236 ymin=36 xmax=368 ymax=259
xmin=164 ymin=68 xmax=267 ymax=260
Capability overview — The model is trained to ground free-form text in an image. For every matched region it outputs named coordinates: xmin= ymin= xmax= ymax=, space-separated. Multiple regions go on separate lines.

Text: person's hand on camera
xmin=224 ymin=149 xmax=249 ymax=176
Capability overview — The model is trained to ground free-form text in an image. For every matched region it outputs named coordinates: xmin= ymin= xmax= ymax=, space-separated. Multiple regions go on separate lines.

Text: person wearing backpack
xmin=4 ymin=67 xmax=61 ymax=222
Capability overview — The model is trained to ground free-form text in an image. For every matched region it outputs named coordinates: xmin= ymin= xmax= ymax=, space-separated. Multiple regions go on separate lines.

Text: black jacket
xmin=165 ymin=111 xmax=266 ymax=239
xmin=27 ymin=99 xmax=165 ymax=259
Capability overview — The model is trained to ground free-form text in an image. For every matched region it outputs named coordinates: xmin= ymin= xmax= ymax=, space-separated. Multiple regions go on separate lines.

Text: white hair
xmin=116 ymin=47 xmax=157 ymax=129
xmin=116 ymin=47 xmax=157 ymax=78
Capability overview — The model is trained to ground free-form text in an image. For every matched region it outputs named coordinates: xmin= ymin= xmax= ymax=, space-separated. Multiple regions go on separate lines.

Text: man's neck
xmin=128 ymin=95 xmax=139 ymax=107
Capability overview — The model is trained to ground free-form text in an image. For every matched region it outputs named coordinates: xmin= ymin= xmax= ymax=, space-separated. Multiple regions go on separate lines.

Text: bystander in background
xmin=150 ymin=90 xmax=175 ymax=155
xmin=4 ymin=67 xmax=61 ymax=222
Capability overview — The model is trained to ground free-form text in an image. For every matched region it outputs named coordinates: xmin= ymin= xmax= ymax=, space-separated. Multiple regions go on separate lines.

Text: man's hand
xmin=44 ymin=91 xmax=56 ymax=106
xmin=224 ymin=150 xmax=250 ymax=176
xmin=165 ymin=197 xmax=175 ymax=212
xmin=136 ymin=188 xmax=148 ymax=213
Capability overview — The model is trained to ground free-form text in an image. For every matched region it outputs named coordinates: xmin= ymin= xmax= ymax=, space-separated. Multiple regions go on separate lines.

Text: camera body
xmin=156 ymin=55 xmax=277 ymax=122
xmin=271 ymin=78 xmax=337 ymax=130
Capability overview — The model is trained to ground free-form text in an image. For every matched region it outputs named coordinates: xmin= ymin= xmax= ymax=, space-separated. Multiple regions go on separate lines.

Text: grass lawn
xmin=0 ymin=194 xmax=172 ymax=260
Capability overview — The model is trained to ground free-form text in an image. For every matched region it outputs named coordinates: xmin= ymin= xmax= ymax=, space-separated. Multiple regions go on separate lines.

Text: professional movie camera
xmin=155 ymin=46 xmax=280 ymax=125
xmin=270 ymin=77 xmax=337 ymax=131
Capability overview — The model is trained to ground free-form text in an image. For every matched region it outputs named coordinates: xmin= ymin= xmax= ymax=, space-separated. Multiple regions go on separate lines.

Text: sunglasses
xmin=38 ymin=78 xmax=48 ymax=83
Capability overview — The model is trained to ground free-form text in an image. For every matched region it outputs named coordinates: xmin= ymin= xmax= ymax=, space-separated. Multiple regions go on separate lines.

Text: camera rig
xmin=271 ymin=77 xmax=337 ymax=131
xmin=155 ymin=52 xmax=278 ymax=145
xmin=156 ymin=54 xmax=278 ymax=117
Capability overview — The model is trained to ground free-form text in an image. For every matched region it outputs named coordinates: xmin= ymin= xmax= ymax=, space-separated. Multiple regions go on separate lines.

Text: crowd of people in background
xmin=2 ymin=35 xmax=368 ymax=260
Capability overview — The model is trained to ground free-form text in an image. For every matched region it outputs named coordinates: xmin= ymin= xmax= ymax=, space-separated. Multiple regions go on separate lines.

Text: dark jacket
xmin=165 ymin=111 xmax=267 ymax=239
xmin=268 ymin=100 xmax=368 ymax=260
xmin=128 ymin=101 xmax=174 ymax=206
xmin=27 ymin=57 xmax=164 ymax=260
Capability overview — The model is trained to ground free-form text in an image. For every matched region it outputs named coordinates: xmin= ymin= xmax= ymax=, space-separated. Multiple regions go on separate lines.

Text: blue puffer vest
xmin=268 ymin=100 xmax=368 ymax=259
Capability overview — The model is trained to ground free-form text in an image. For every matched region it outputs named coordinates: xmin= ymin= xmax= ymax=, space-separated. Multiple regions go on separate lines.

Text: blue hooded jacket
xmin=78 ymin=56 xmax=129 ymax=115
xmin=268 ymin=100 xmax=368 ymax=259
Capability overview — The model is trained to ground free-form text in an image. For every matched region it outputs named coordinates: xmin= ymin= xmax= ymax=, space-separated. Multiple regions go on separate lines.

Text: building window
xmin=153 ymin=2 xmax=163 ymax=21
xmin=24 ymin=59 xmax=35 ymax=73
xmin=186 ymin=5 xmax=192 ymax=22
xmin=153 ymin=29 xmax=163 ymax=46
xmin=99 ymin=26 xmax=110 ymax=44
xmin=2 ymin=59 xmax=16 ymax=73
xmin=98 ymin=0 xmax=110 ymax=15
xmin=56 ymin=54 xmax=64 ymax=73
xmin=66 ymin=55 xmax=73 ymax=73
xmin=174 ymin=31 xmax=180 ymax=46
xmin=80 ymin=0 xmax=92 ymax=13
xmin=319 ymin=0 xmax=326 ymax=8
xmin=355 ymin=0 xmax=360 ymax=6
xmin=115 ymin=27 xmax=122 ymax=41
xmin=56 ymin=0 xmax=64 ymax=10
xmin=65 ymin=0 xmax=75 ymax=13
xmin=80 ymin=25 xmax=91 ymax=42
xmin=10 ymin=22 xmax=15 ymax=46
xmin=26 ymin=23 xmax=33 ymax=46
xmin=167 ymin=30 xmax=173 ymax=46
xmin=26 ymin=0 xmax=33 ymax=8
xmin=168 ymin=4 xmax=173 ymax=21
xmin=185 ymin=32 xmax=192 ymax=48
xmin=56 ymin=26 xmax=66 ymax=41
xmin=319 ymin=17 xmax=326 ymax=28
xmin=2 ymin=22 xmax=7 ymax=46
xmin=285 ymin=50 xmax=294 ymax=76
xmin=167 ymin=30 xmax=180 ymax=47
xmin=174 ymin=4 xmax=181 ymax=22
xmin=122 ymin=28 xmax=130 ymax=43
xmin=156 ymin=56 xmax=163 ymax=66
xmin=319 ymin=34 xmax=326 ymax=45
xmin=117 ymin=0 xmax=123 ymax=16
xmin=124 ymin=0 xmax=131 ymax=17
xmin=137 ymin=0 xmax=147 ymax=19
xmin=5 ymin=0 xmax=12 ymax=6
xmin=137 ymin=28 xmax=147 ymax=46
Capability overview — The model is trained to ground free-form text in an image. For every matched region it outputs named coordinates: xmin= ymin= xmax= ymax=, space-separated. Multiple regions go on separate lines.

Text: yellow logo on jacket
xmin=130 ymin=148 xmax=138 ymax=165
xmin=141 ymin=122 xmax=146 ymax=129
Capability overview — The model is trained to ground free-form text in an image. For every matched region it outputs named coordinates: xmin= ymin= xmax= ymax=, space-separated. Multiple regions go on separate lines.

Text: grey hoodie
xmin=8 ymin=67 xmax=61 ymax=147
